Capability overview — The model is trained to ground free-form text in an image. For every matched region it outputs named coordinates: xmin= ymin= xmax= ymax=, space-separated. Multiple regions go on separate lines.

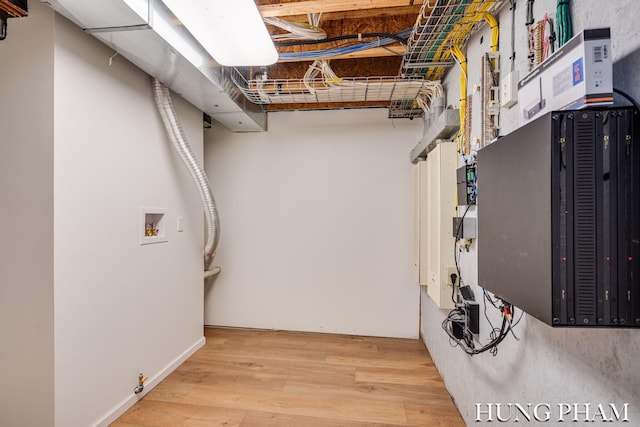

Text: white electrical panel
xmin=412 ymin=161 xmax=426 ymax=283
xmin=412 ymin=143 xmax=457 ymax=309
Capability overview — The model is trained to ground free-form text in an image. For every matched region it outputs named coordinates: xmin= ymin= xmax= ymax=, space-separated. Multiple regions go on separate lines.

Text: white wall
xmin=1 ymin=2 xmax=206 ymax=425
xmin=0 ymin=4 xmax=55 ymax=426
xmin=204 ymin=109 xmax=422 ymax=338
xmin=423 ymin=1 xmax=640 ymax=425
xmin=52 ymin=11 xmax=206 ymax=427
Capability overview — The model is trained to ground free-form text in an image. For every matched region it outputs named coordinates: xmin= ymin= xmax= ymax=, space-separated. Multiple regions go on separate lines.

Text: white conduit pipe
xmin=151 ymin=78 xmax=220 ymax=272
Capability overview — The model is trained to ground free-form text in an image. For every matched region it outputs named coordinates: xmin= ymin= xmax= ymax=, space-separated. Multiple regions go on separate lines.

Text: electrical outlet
xmin=446 ymin=266 xmax=458 ymax=287
xmin=501 ymin=70 xmax=519 ymax=108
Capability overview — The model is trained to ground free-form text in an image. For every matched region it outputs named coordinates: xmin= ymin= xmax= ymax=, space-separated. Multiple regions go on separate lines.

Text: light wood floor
xmin=112 ymin=327 xmax=464 ymax=426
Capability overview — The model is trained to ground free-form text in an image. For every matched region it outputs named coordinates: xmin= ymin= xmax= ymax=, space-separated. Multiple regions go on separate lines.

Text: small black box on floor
xmin=451 ymin=320 xmax=465 ymax=339
xmin=468 ymin=303 xmax=480 ymax=334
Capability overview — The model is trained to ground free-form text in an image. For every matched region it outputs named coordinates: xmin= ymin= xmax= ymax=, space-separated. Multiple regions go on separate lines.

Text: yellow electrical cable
xmin=421 ymin=0 xmax=476 ymax=80
xmin=451 ymin=44 xmax=467 ymax=157
xmin=424 ymin=1 xmax=495 ymax=80
xmin=475 ymin=12 xmax=499 ymax=52
xmin=422 ymin=1 xmax=499 ymax=214
xmin=454 ymin=11 xmax=498 ymax=156
xmin=412 ymin=2 xmax=499 ymax=156
xmin=441 ymin=8 xmax=500 ymax=156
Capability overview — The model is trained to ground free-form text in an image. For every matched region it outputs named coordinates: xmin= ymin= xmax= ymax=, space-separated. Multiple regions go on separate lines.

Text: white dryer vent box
xmin=518 ymin=28 xmax=613 ymax=126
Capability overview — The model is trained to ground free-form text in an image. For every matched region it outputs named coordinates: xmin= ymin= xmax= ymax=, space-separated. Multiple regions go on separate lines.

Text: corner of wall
xmin=0 ymin=1 xmax=56 ymax=426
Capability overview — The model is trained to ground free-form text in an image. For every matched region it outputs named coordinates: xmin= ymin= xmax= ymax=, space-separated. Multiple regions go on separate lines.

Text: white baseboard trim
xmin=93 ymin=336 xmax=206 ymax=427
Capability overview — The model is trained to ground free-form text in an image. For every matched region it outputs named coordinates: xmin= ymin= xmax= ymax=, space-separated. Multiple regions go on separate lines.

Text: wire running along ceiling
xmin=238 ymin=0 xmax=504 ymax=119
xmin=391 ymin=0 xmax=504 ymax=118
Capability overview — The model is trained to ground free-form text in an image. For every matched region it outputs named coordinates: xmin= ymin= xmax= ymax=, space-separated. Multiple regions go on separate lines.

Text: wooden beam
xmin=247 ymin=76 xmax=406 ymax=92
xmin=0 ymin=0 xmax=28 ymax=17
xmin=266 ymin=101 xmax=389 ymax=111
xmin=263 ymin=5 xmax=423 ymax=22
xmin=277 ymin=45 xmax=405 ymax=62
xmin=259 ymin=0 xmax=423 ymax=18
xmin=265 ymin=57 xmax=403 ymax=80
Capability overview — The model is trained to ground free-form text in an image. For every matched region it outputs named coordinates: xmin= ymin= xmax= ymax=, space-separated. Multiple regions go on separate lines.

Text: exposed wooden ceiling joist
xmin=266 ymin=101 xmax=389 ymax=111
xmin=270 ymin=8 xmax=414 ymax=63
xmin=258 ymin=0 xmax=423 ymax=18
xmin=277 ymin=45 xmax=405 ymax=62
xmin=266 ymin=57 xmax=404 ymax=80
xmin=267 ymin=5 xmax=423 ymax=22
xmin=0 ymin=0 xmax=28 ymax=17
xmin=255 ymin=0 xmax=427 ymax=111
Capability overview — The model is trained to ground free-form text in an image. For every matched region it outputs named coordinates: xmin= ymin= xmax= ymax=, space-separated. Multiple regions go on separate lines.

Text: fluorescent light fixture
xmin=162 ymin=0 xmax=278 ymax=66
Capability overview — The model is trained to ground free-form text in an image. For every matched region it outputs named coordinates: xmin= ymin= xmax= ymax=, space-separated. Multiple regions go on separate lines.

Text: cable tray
xmin=233 ymin=74 xmax=427 ymax=105
xmin=389 ymin=0 xmax=505 ymax=118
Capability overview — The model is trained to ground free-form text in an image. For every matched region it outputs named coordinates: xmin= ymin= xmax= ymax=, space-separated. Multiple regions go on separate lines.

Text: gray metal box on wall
xmin=478 ymin=108 xmax=640 ymax=327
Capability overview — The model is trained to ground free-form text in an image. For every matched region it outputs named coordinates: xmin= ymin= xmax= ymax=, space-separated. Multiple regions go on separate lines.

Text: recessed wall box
xmin=140 ymin=207 xmax=168 ymax=245
xmin=518 ymin=28 xmax=613 ymax=126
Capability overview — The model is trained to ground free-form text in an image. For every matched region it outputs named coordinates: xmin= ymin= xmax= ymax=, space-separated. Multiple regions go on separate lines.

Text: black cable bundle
xmin=442 ymin=302 xmax=515 ymax=356
xmin=446 ymin=180 xmax=521 ymax=357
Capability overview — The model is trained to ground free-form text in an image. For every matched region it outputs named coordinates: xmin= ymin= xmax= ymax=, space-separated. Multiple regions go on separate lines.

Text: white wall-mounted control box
xmin=518 ymin=28 xmax=613 ymax=126
xmin=501 ymin=70 xmax=519 ymax=108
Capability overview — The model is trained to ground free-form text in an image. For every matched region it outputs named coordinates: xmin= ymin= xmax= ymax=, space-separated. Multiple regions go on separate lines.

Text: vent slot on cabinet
xmin=573 ymin=117 xmax=597 ymax=321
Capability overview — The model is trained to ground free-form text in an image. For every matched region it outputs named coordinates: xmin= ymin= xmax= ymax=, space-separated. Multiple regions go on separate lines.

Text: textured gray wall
xmin=422 ymin=1 xmax=640 ymax=425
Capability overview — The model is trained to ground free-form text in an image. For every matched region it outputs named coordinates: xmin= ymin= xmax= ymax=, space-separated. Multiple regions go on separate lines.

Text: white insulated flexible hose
xmin=151 ymin=78 xmax=220 ymax=271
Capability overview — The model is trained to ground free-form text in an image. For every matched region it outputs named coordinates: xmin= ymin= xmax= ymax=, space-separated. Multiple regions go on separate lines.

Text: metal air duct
xmin=41 ymin=0 xmax=267 ymax=132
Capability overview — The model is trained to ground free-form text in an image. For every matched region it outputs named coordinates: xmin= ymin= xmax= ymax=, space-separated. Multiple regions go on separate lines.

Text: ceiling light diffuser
xmin=161 ymin=0 xmax=278 ymax=66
